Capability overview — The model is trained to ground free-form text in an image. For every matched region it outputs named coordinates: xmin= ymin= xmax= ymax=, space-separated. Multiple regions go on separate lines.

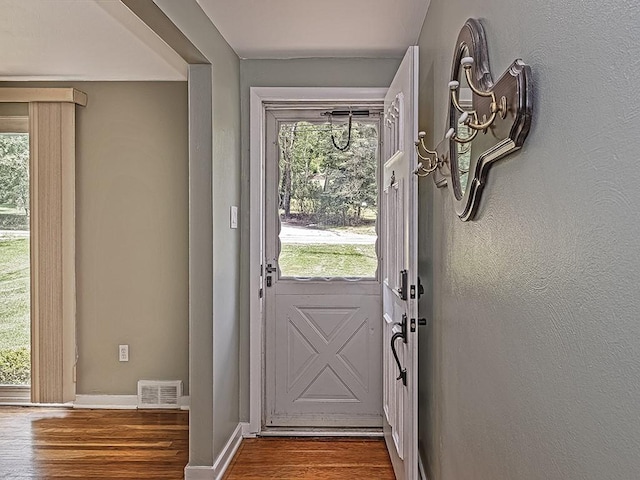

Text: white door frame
xmin=248 ymin=87 xmax=388 ymax=435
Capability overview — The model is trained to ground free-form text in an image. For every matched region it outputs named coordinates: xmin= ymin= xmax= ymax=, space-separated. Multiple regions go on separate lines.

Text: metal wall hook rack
xmin=412 ymin=18 xmax=532 ymax=221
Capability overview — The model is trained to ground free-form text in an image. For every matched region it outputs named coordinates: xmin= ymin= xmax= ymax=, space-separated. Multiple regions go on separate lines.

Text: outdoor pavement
xmin=0 ymin=230 xmax=29 ymax=239
xmin=1 ymin=226 xmax=374 ymax=245
xmin=280 ymin=223 xmax=376 ymax=245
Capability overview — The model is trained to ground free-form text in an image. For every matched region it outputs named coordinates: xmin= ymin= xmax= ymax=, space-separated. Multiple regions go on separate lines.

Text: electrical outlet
xmin=119 ymin=344 xmax=129 ymax=362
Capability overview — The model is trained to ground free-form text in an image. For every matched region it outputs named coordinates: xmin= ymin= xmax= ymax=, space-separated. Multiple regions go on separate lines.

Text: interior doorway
xmin=263 ymin=104 xmax=383 ymax=428
xmin=248 ymin=88 xmax=389 ymax=437
xmin=247 ymin=81 xmax=419 ymax=480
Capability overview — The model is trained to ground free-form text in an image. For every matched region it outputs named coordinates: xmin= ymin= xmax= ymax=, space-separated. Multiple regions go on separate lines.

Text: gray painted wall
xmin=0 ymin=81 xmax=189 ymax=395
xmin=187 ymin=65 xmax=215 ymax=466
xmin=238 ymin=57 xmax=401 ymax=420
xmin=417 ymin=1 xmax=640 ymax=479
xmin=75 ymin=82 xmax=189 ymax=396
xmin=152 ymin=0 xmax=242 ymax=465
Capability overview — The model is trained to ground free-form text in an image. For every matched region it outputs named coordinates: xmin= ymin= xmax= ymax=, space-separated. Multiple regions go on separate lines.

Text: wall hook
xmin=448 ymin=56 xmax=508 ymax=139
xmin=414 ymin=131 xmax=444 ymax=177
xmin=330 ymin=110 xmax=352 ymax=152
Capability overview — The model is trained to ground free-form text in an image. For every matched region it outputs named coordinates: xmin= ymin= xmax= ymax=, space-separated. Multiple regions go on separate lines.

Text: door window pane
xmin=0 ymin=133 xmax=30 ymax=386
xmin=277 ymin=120 xmax=378 ymax=278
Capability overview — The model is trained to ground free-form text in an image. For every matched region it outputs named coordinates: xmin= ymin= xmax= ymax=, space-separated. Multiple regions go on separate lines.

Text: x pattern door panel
xmin=267 ymin=294 xmax=382 ymax=427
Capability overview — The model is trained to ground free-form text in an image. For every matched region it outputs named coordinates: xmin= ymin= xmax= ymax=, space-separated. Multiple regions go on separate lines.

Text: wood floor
xmin=0 ymin=407 xmax=188 ymax=479
xmin=223 ymin=437 xmax=395 ymax=479
xmin=0 ymin=407 xmax=395 ymax=479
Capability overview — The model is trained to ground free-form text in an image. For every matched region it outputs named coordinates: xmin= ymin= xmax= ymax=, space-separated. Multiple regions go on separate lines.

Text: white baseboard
xmin=418 ymin=453 xmax=428 ymax=480
xmin=213 ymin=423 xmax=243 ymax=480
xmin=74 ymin=394 xmax=189 ymax=410
xmin=184 ymin=423 xmax=243 ymax=480
xmin=241 ymin=421 xmax=256 ymax=438
xmin=0 ymin=401 xmax=72 ymax=407
xmin=259 ymin=428 xmax=383 ymax=437
xmin=184 ymin=465 xmax=214 ymax=480
xmin=74 ymin=395 xmax=138 ymax=409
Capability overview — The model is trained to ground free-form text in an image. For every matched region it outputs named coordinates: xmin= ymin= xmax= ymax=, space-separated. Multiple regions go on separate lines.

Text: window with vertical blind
xmin=0 ymin=88 xmax=86 ymax=404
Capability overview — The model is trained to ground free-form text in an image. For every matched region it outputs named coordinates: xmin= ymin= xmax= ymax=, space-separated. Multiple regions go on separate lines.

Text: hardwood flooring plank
xmin=223 ymin=437 xmax=395 ymax=480
xmin=0 ymin=407 xmax=188 ymax=479
xmin=1 ymin=407 xmax=395 ymax=479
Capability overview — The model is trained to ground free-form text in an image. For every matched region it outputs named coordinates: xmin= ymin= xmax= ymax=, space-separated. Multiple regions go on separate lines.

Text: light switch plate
xmin=230 ymin=206 xmax=238 ymax=229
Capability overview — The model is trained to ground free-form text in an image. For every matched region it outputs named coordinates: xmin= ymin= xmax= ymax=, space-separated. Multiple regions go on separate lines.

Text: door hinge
xmin=259 ymin=288 xmax=263 ymax=298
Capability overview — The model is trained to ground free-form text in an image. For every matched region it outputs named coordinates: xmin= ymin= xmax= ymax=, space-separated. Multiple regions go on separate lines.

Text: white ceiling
xmin=0 ymin=0 xmax=186 ymax=81
xmin=0 ymin=0 xmax=430 ymax=80
xmin=196 ymin=0 xmax=431 ymax=59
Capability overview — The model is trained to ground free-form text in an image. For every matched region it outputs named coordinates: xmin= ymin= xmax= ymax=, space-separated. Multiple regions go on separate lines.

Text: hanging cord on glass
xmin=330 ymin=110 xmax=352 ymax=152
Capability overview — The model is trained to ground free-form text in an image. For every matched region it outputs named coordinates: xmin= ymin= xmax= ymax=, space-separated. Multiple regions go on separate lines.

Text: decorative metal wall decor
xmin=414 ymin=18 xmax=532 ymax=221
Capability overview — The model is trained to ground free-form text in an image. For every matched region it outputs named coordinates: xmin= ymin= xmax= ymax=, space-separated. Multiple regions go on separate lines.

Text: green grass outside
xmin=279 ymin=243 xmax=377 ymax=278
xmin=0 ymin=237 xmax=30 ymax=385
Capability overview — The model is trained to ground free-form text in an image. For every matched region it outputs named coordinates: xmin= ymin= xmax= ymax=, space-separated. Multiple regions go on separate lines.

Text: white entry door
xmin=382 ymin=47 xmax=419 ymax=480
xmin=264 ymin=106 xmax=383 ymax=428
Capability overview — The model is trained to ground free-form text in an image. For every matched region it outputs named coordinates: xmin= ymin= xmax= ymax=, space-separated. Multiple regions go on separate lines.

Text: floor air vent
xmin=137 ymin=380 xmax=182 ymax=409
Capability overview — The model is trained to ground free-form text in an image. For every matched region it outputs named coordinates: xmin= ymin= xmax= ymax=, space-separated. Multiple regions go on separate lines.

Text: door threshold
xmin=259 ymin=426 xmax=383 ymax=438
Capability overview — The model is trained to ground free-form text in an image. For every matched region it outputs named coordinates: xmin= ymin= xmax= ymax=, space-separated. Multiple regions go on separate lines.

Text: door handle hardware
xmin=396 ymin=314 xmax=408 ymax=343
xmin=266 ymin=276 xmax=272 ymax=287
xmin=398 ymin=270 xmax=408 ymax=300
xmin=410 ymin=277 xmax=424 ymax=300
xmin=391 ymin=332 xmax=407 ymax=386
xmin=265 ymin=263 xmax=277 ymax=274
xmin=410 ymin=278 xmax=425 ymax=300
xmin=410 ymin=318 xmax=427 ymax=332
xmin=391 ymin=314 xmax=408 ymax=386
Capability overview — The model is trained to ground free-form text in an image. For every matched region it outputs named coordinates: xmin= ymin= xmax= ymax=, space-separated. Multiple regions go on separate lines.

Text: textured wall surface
xmin=417 ymin=1 xmax=640 ymax=479
xmin=237 ymin=57 xmax=402 ymax=421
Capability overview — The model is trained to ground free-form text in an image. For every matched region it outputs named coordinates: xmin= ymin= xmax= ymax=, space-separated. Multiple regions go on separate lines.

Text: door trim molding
xmin=248 ymin=87 xmax=387 ymax=435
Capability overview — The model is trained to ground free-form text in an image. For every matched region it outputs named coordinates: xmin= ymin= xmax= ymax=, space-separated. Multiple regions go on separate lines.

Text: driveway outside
xmin=280 ymin=223 xmax=376 ymax=245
